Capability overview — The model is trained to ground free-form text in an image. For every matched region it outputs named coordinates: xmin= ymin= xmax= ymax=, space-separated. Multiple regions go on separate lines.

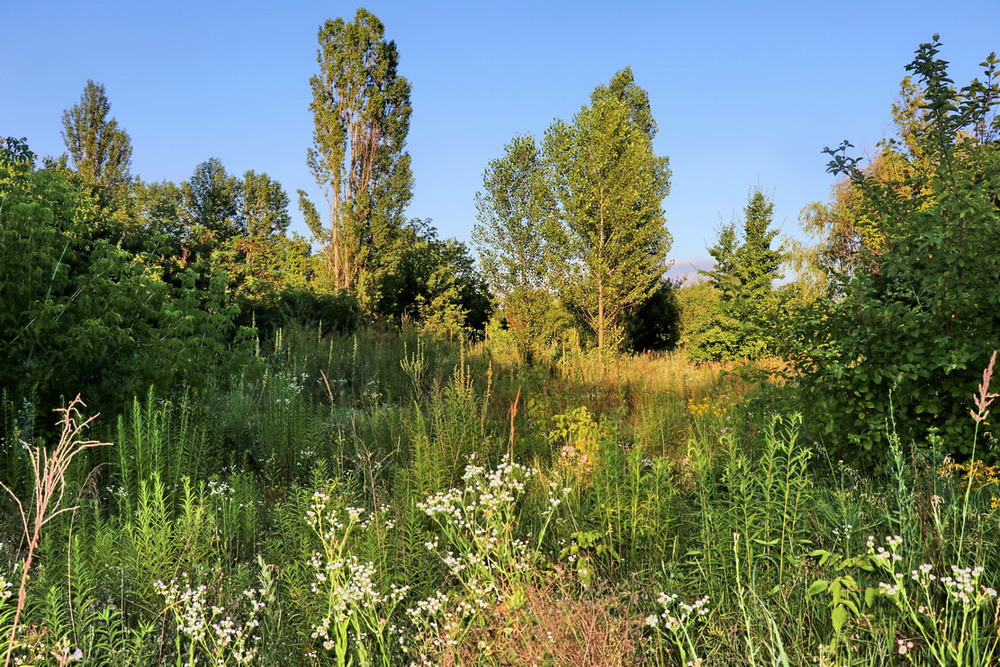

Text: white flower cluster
xmin=417 ymin=455 xmax=537 ymax=584
xmin=154 ymin=574 xmax=264 ymax=665
xmin=402 ymin=456 xmax=550 ymax=664
xmin=309 ymin=552 xmax=409 ymax=646
xmin=939 ymin=565 xmax=996 ymax=606
xmin=418 ymin=456 xmax=534 ymax=526
xmin=832 ymin=523 xmax=854 ymax=542
xmin=645 ymin=593 xmax=710 ymax=631
xmin=402 ymin=591 xmax=470 ymax=666
xmin=305 ymin=486 xmax=408 ymax=657
xmin=0 ymin=572 xmax=11 ymax=602
xmin=207 ymin=479 xmax=234 ymax=497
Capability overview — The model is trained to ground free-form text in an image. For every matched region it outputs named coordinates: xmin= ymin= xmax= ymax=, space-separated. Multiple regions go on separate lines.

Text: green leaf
xmin=831 ymin=605 xmax=848 ymax=634
xmin=807 ymin=580 xmax=829 ymax=597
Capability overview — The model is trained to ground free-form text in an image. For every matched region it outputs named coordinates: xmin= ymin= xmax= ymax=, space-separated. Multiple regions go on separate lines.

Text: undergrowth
xmin=1 ymin=324 xmax=999 ymax=665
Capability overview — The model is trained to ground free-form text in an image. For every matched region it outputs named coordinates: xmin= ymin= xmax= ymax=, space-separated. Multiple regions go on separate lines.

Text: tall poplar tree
xmin=474 ymin=135 xmax=568 ymax=360
xmin=473 ymin=135 xmax=558 ymax=297
xmin=545 ymin=68 xmax=672 ymax=351
xmin=303 ymin=8 xmax=413 ymax=300
xmin=61 ymin=80 xmax=133 ymax=198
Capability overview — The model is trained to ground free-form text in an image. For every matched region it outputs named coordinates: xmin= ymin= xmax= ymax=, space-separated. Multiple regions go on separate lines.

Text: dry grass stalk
xmin=1 ymin=395 xmax=109 ymax=667
xmin=971 ymin=350 xmax=998 ymax=424
xmin=459 ymin=580 xmax=639 ymax=666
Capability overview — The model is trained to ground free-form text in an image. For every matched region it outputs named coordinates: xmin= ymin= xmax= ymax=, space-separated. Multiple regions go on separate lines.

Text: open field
xmin=2 ymin=326 xmax=998 ymax=665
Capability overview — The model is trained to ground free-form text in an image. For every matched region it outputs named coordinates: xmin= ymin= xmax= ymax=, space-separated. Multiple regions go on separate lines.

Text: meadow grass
xmin=0 ymin=326 xmax=998 ymax=665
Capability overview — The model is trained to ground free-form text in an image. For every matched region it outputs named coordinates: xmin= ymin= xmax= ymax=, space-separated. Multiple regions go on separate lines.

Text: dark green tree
xmin=303 ymin=7 xmax=413 ymax=302
xmin=544 ymin=67 xmax=672 ymax=352
xmin=685 ymin=188 xmax=782 ymax=361
xmin=793 ymin=37 xmax=1000 ymax=464
xmin=61 ymin=80 xmax=133 ymax=199
xmin=626 ymin=277 xmax=681 ymax=352
xmin=374 ymin=219 xmax=491 ymax=338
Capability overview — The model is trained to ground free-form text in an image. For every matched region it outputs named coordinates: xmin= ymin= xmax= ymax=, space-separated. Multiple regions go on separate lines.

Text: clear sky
xmin=2 ymin=1 xmax=998 ymax=279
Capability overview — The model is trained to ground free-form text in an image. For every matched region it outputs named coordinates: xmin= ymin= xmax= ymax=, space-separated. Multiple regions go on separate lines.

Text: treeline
xmin=0 ymin=8 xmax=678 ymax=416
xmin=3 ymin=9 xmax=1000 ymax=468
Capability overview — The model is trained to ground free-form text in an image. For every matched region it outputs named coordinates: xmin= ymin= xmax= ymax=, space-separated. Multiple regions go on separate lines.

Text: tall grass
xmin=3 ymin=332 xmax=1000 ymax=664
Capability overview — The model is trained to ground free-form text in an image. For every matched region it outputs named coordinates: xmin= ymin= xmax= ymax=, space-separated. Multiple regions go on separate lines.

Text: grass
xmin=1 ymin=326 xmax=999 ymax=665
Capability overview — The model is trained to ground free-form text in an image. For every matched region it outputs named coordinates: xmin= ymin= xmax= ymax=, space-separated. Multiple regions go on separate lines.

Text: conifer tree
xmin=688 ymin=188 xmax=782 ymax=360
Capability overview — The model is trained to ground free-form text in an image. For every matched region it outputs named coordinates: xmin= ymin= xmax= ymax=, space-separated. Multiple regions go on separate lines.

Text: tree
xmin=61 ymin=80 xmax=133 ymax=199
xmin=238 ymin=170 xmax=291 ymax=239
xmin=792 ymin=37 xmax=1000 ymax=464
xmin=373 ymin=220 xmax=491 ymax=338
xmin=473 ymin=135 xmax=559 ymax=296
xmin=303 ymin=8 xmax=413 ymax=301
xmin=181 ymin=158 xmax=241 ymax=242
xmin=473 ymin=135 xmax=565 ymax=360
xmin=544 ymin=67 xmax=672 ymax=352
xmin=726 ymin=188 xmax=783 ymax=357
xmin=205 ymin=169 xmax=299 ymax=302
xmin=626 ymin=277 xmax=680 ymax=352
xmin=685 ymin=188 xmax=782 ymax=361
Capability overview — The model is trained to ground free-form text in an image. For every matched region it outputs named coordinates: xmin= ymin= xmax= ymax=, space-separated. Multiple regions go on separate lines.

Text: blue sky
xmin=2 ymin=1 xmax=998 ymax=280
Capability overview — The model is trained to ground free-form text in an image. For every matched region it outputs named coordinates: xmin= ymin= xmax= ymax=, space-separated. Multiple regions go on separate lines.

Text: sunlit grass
xmin=1 ymin=334 xmax=998 ymax=664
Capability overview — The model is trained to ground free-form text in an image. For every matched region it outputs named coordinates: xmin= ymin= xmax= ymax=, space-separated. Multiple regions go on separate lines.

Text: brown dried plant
xmin=1 ymin=396 xmax=108 ymax=667
xmin=970 ymin=350 xmax=998 ymax=425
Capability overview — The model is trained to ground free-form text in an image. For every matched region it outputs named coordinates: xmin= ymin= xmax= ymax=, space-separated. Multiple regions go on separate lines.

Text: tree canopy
xmin=304 ymin=7 xmax=413 ymax=302
xmin=61 ymin=80 xmax=133 ymax=199
xmin=545 ymin=67 xmax=672 ymax=352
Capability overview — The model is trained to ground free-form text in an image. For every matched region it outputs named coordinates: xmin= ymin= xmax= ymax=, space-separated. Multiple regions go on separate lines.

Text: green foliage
xmin=545 ymin=67 xmax=672 ymax=352
xmin=626 ymin=277 xmax=681 ymax=353
xmin=305 ymin=8 xmax=413 ymax=298
xmin=487 ymin=288 xmax=577 ymax=364
xmin=60 ymin=80 xmax=133 ymax=201
xmin=676 ymin=281 xmax=740 ymax=362
xmin=0 ymin=138 xmax=247 ymax=411
xmin=130 ymin=178 xmax=186 ymax=254
xmin=473 ymin=135 xmax=560 ymax=298
xmin=238 ymin=287 xmax=361 ymax=342
xmin=691 ymin=413 xmax=813 ymax=607
xmin=793 ymin=38 xmax=1000 ymax=463
xmin=685 ymin=188 xmax=783 ymax=362
xmin=238 ymin=169 xmax=291 ymax=239
xmin=181 ymin=157 xmax=242 ymax=260
xmin=372 ymin=220 xmax=492 ymax=339
xmin=408 ymin=359 xmax=494 ymax=495
xmin=473 ymin=69 xmax=673 ymax=355
xmin=115 ymin=388 xmax=216 ymax=516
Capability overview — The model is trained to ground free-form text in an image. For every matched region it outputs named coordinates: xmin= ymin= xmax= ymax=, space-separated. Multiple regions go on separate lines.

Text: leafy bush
xmin=791 ymin=39 xmax=1000 ymax=464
